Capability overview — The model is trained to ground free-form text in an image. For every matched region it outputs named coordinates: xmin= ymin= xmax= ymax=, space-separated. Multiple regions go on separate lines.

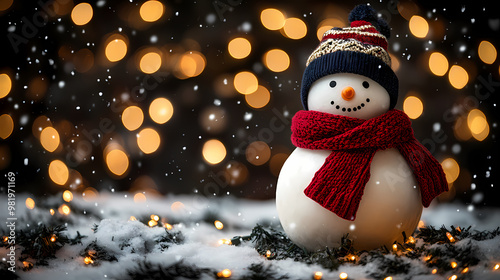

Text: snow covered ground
xmin=1 ymin=192 xmax=500 ymax=280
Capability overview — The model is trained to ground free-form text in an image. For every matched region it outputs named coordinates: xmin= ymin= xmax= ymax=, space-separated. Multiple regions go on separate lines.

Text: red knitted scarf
xmin=291 ymin=109 xmax=448 ymax=221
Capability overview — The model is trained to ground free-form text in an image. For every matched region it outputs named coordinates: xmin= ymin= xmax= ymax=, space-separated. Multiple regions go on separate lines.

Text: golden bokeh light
xmin=428 ymin=52 xmax=449 ymax=76
xmin=0 ymin=73 xmax=12 ymax=99
xmin=105 ymin=38 xmax=128 ymax=62
xmin=137 ymin=128 xmax=161 ymax=154
xmin=283 ymin=17 xmax=307 ymax=39
xmin=263 ymin=49 xmax=290 ymax=72
xmin=63 ymin=190 xmax=74 ymax=202
xmin=441 ymin=158 xmax=460 ymax=184
xmin=403 ymin=96 xmax=423 ymax=119
xmin=478 ymin=40 xmax=497 ymax=64
xmin=389 ymin=53 xmax=400 ymax=72
xmin=233 ymin=71 xmax=258 ymax=94
xmin=246 ymin=141 xmax=271 ymax=166
xmin=260 ymin=8 xmax=285 ymax=30
xmin=316 ymin=18 xmax=344 ymax=41
xmin=122 ymin=106 xmax=144 ymax=131
xmin=105 ymin=149 xmax=129 ymax=176
xmin=140 ymin=52 xmax=162 ymax=74
xmin=228 ymin=37 xmax=251 ymax=59
xmin=82 ymin=187 xmax=98 ymax=202
xmin=140 ymin=0 xmax=164 ymax=22
xmin=25 ymin=198 xmax=35 ymax=210
xmin=314 ymin=271 xmax=324 ymax=280
xmin=40 ymin=127 xmax=60 ymax=152
xmin=71 ymin=3 xmax=93 ymax=26
xmin=448 ymin=65 xmax=469 ymax=89
xmin=409 ymin=15 xmax=428 ymax=38
xmin=179 ymin=51 xmax=206 ymax=78
xmin=245 ymin=85 xmax=270 ymax=109
xmin=467 ymin=109 xmax=489 ymax=141
xmin=0 ymin=0 xmax=13 ymax=11
xmin=149 ymin=97 xmax=173 ymax=124
xmin=32 ymin=115 xmax=52 ymax=139
xmin=171 ymin=201 xmax=185 ymax=211
xmin=58 ymin=204 xmax=71 ymax=215
xmin=49 ymin=160 xmax=69 ymax=185
xmin=202 ymin=139 xmax=227 ymax=165
xmin=214 ymin=220 xmax=224 ymax=230
xmin=0 ymin=114 xmax=14 ymax=139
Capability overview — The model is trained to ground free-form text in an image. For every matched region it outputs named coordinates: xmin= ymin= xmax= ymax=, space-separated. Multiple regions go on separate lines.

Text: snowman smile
xmin=330 ymin=98 xmax=371 ymax=112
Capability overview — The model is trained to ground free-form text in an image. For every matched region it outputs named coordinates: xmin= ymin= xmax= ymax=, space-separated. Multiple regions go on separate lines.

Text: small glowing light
xmin=446 ymin=232 xmax=456 ymax=243
xmin=339 ymin=272 xmax=348 ymax=280
xmin=407 ymin=236 xmax=416 ymax=244
xmin=214 ymin=220 xmax=224 ymax=230
xmin=449 ymin=275 xmax=457 ymax=280
xmin=234 ymin=71 xmax=258 ymax=94
xmin=263 ymin=49 xmax=290 ymax=72
xmin=431 ymin=268 xmax=437 ymax=274
xmin=165 ymin=223 xmax=173 ymax=230
xmin=151 ymin=214 xmax=160 ymax=221
xmin=58 ymin=204 xmax=71 ymax=215
xmin=71 ymin=3 xmax=93 ymax=26
xmin=409 ymin=15 xmax=428 ymax=38
xmin=105 ymin=149 xmax=129 ymax=176
xmin=384 ymin=277 xmax=393 ymax=280
xmin=50 ymin=235 xmax=56 ymax=242
xmin=149 ymin=97 xmax=173 ymax=124
xmin=62 ymin=190 xmax=73 ymax=202
xmin=25 ymin=198 xmax=35 ymax=210
xmin=148 ymin=220 xmax=158 ymax=227
xmin=392 ymin=244 xmax=398 ymax=252
xmin=140 ymin=52 xmax=162 ymax=74
xmin=428 ymin=52 xmax=449 ymax=76
xmin=266 ymin=250 xmax=272 ymax=258
xmin=313 ymin=271 xmax=323 ymax=280
xmin=260 ymin=8 xmax=285 ymax=30
xmin=350 ymin=255 xmax=356 ymax=261
xmin=137 ymin=128 xmax=161 ymax=154
xmin=202 ymin=139 xmax=227 ymax=165
xmin=2 ymin=236 xmax=8 ymax=242
xmin=228 ymin=37 xmax=251 ymax=59
xmin=283 ymin=17 xmax=307 ymax=39
xmin=467 ymin=109 xmax=489 ymax=141
xmin=462 ymin=267 xmax=469 ymax=273
xmin=40 ymin=127 xmax=60 ymax=152
xmin=0 ymin=114 xmax=14 ymax=139
xmin=129 ymin=216 xmax=137 ymax=221
xmin=424 ymin=255 xmax=432 ymax=262
xmin=49 ymin=160 xmax=69 ymax=185
xmin=478 ymin=41 xmax=497 ymax=64
xmin=0 ymin=73 xmax=12 ymax=99
xmin=84 ymin=256 xmax=94 ymax=264
xmin=105 ymin=38 xmax=128 ymax=62
xmin=122 ymin=106 xmax=144 ymax=131
xmin=441 ymin=158 xmax=460 ymax=184
xmin=50 ymin=209 xmax=55 ymax=215
xmin=218 ymin=238 xmax=232 ymax=245
xmin=403 ymin=96 xmax=423 ymax=119
xmin=245 ymin=85 xmax=271 ymax=109
xmin=493 ymin=264 xmax=499 ymax=270
xmin=217 ymin=269 xmax=232 ymax=278
xmin=451 ymin=261 xmax=458 ymax=268
xmin=448 ymin=65 xmax=469 ymax=89
xmin=418 ymin=220 xmax=425 ymax=228
xmin=140 ymin=0 xmax=164 ymax=22
xmin=134 ymin=192 xmax=147 ymax=203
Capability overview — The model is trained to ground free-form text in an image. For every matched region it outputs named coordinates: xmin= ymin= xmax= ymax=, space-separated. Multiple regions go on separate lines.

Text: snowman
xmin=276 ymin=4 xmax=448 ymax=251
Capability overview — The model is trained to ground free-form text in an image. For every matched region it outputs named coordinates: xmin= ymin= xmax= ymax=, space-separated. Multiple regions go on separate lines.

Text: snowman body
xmin=276 ymin=73 xmax=423 ymax=251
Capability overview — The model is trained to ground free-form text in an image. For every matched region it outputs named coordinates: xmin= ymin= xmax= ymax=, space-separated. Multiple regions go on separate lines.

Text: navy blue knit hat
xmin=300 ymin=4 xmax=399 ymax=110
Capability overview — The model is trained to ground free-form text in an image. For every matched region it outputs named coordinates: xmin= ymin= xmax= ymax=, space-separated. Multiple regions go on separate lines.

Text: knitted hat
xmin=300 ymin=4 xmax=399 ymax=110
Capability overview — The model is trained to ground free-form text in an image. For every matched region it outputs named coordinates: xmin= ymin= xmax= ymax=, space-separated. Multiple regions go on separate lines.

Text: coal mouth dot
xmin=336 ymin=102 xmax=367 ymax=113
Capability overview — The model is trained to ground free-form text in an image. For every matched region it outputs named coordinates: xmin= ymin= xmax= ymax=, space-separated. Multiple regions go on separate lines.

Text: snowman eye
xmin=329 ymin=81 xmax=337 ymax=88
xmin=362 ymin=81 xmax=370 ymax=88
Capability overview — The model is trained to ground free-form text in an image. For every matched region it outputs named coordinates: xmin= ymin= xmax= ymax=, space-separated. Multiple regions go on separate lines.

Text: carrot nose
xmin=341 ymin=86 xmax=355 ymax=101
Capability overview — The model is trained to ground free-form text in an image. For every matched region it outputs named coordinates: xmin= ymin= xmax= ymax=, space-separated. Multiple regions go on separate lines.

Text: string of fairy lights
xmin=0 ymin=1 xmax=498 ymax=209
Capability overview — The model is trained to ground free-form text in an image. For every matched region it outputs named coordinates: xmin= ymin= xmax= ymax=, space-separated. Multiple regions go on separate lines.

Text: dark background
xmin=0 ymin=0 xmax=498 ymax=207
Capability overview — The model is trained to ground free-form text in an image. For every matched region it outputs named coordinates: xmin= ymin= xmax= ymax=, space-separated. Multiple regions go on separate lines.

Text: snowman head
xmin=307 ymin=73 xmax=390 ymax=120
xmin=300 ymin=5 xmax=399 ymax=114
